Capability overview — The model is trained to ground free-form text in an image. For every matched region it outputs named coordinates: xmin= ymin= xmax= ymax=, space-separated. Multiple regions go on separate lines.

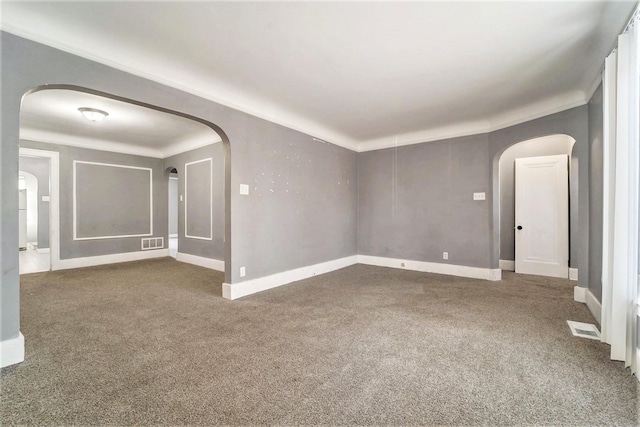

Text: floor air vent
xmin=141 ymin=237 xmax=164 ymax=250
xmin=566 ymin=320 xmax=601 ymax=340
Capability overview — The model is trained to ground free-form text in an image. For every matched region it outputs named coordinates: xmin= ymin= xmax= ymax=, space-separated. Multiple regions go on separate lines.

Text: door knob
xmin=516 ymin=225 xmax=523 ymax=230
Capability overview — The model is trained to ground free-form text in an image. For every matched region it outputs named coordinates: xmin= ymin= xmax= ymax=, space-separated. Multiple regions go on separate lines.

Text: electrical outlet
xmin=240 ymin=184 xmax=249 ymax=195
xmin=240 ymin=266 xmax=246 ymax=277
xmin=473 ymin=192 xmax=486 ymax=201
xmin=443 ymin=252 xmax=449 ymax=260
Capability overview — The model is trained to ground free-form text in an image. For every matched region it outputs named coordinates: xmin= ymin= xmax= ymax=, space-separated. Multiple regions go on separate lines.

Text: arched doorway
xmin=497 ymin=134 xmax=577 ymax=278
xmin=19 ymin=84 xmax=231 ymax=282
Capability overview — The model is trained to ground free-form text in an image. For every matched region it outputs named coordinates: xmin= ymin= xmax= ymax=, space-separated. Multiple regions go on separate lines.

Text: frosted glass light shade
xmin=78 ymin=107 xmax=108 ymax=122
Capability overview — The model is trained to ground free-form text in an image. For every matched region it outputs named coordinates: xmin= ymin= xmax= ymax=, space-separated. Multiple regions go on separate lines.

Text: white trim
xmin=36 ymin=248 xmax=50 ymax=254
xmin=0 ymin=333 xmax=25 ymax=368
xmin=585 ymin=71 xmax=603 ymax=102
xmin=161 ymin=135 xmax=222 ymax=159
xmin=601 ymin=51 xmax=617 ymax=345
xmin=499 ymin=259 xmax=515 ymax=271
xmin=2 ymin=25 xmax=595 ymax=154
xmin=357 ymin=255 xmax=501 ymax=281
xmin=169 ymin=233 xmax=178 ymax=238
xmin=19 ymin=148 xmax=60 ymax=271
xmin=54 ymin=249 xmax=169 ymax=270
xmin=585 ymin=288 xmax=602 ymax=325
xmin=222 ymin=255 xmax=359 ymax=300
xmin=184 ymin=158 xmax=213 ymax=240
xmin=21 ymin=128 xmax=165 ymax=158
xmin=569 ymin=268 xmax=578 ymax=281
xmin=21 ymin=130 xmax=222 ymax=160
xmin=357 ymin=95 xmax=587 ymax=152
xmin=176 ymin=252 xmax=224 ymax=272
xmin=73 ymin=161 xmax=153 ymax=240
xmin=574 ymin=286 xmax=587 ymax=303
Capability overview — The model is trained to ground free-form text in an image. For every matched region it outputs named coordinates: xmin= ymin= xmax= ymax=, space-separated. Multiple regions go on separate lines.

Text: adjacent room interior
xmin=1 ymin=2 xmax=639 ymax=425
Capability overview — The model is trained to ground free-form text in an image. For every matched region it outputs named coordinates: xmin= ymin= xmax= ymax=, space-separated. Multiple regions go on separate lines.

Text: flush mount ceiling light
xmin=78 ymin=107 xmax=109 ymax=122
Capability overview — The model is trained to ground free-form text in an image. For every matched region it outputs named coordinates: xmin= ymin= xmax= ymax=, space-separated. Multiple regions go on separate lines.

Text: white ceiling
xmin=21 ymin=89 xmax=220 ymax=158
xmin=2 ymin=1 xmax=636 ymax=152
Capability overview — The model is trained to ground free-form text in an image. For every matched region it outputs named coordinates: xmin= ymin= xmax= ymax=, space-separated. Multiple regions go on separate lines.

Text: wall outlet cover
xmin=473 ymin=192 xmax=486 ymax=201
xmin=443 ymin=252 xmax=449 ymax=260
xmin=240 ymin=266 xmax=246 ymax=277
xmin=240 ymin=184 xmax=249 ymax=195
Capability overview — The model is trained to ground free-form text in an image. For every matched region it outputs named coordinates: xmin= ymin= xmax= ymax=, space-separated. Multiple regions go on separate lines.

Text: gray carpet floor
xmin=1 ymin=258 xmax=638 ymax=426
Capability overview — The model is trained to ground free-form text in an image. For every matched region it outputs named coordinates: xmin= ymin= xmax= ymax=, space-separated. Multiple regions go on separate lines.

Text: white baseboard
xmin=499 ymin=259 xmax=515 ymax=271
xmin=223 ymin=255 xmax=358 ymax=300
xmin=585 ymin=288 xmax=602 ymax=325
xmin=55 ymin=249 xmax=170 ymax=270
xmin=36 ymin=248 xmax=50 ymax=254
xmin=0 ymin=332 xmax=24 ymax=368
xmin=176 ymin=252 xmax=224 ymax=272
xmin=358 ymin=255 xmax=502 ymax=281
xmin=569 ymin=268 xmax=578 ymax=281
xmin=573 ymin=286 xmax=587 ymax=303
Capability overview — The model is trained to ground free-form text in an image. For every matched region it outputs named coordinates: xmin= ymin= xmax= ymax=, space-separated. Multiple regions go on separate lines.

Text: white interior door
xmin=515 ymin=154 xmax=569 ymax=278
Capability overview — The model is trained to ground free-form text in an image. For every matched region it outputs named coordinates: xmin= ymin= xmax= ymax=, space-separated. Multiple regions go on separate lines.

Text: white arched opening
xmin=498 ymin=134 xmax=576 ymax=273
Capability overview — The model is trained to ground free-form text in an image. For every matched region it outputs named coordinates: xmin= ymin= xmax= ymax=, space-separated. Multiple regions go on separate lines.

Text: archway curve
xmin=494 ymin=133 xmax=578 ymax=275
xmin=20 ymin=84 xmax=232 ymax=283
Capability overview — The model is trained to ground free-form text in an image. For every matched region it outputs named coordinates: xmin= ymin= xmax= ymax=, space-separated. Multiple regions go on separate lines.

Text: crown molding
xmin=1 ymin=27 xmax=359 ymax=152
xmin=20 ymin=127 xmax=164 ymax=158
xmin=585 ymin=70 xmax=604 ymax=102
xmin=357 ymin=92 xmax=588 ymax=152
xmin=162 ymin=133 xmax=222 ymax=158
xmin=3 ymin=28 xmax=592 ymax=156
xmin=21 ymin=127 xmax=224 ymax=160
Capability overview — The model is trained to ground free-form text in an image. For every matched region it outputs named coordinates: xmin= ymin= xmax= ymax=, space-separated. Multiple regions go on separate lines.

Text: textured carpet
xmin=1 ymin=258 xmax=637 ymax=425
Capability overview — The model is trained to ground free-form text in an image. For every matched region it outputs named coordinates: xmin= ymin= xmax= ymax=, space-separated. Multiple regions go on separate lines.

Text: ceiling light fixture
xmin=78 ymin=107 xmax=109 ymax=122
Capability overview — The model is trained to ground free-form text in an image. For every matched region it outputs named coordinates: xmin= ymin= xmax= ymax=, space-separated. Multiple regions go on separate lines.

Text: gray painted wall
xmin=489 ymin=106 xmax=590 ymax=289
xmin=498 ymin=135 xmax=575 ymax=264
xmin=164 ymin=143 xmax=225 ymax=261
xmin=2 ymin=32 xmax=358 ymax=343
xmin=359 ymin=106 xmax=589 ymax=277
xmin=20 ymin=140 xmax=167 ymax=260
xmin=588 ymin=83 xmax=604 ymax=302
xmin=18 ymin=156 xmax=50 ymax=249
xmin=359 ymin=134 xmax=492 ymax=268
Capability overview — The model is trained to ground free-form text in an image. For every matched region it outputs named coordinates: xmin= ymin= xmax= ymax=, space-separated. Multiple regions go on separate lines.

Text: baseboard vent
xmin=141 ymin=237 xmax=164 ymax=250
xmin=567 ymin=320 xmax=601 ymax=340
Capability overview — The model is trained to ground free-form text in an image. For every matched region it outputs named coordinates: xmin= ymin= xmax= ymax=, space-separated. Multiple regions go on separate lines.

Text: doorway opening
xmin=498 ymin=134 xmax=576 ymax=278
xmin=18 ymin=149 xmax=58 ymax=274
xmin=168 ymin=167 xmax=179 ymax=258
xmin=18 ymin=85 xmax=230 ymax=282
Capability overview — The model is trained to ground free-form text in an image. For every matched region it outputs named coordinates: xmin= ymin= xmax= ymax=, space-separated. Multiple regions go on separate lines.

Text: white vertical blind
xmin=601 ymin=7 xmax=639 ymax=371
xmin=601 ymin=51 xmax=617 ymax=345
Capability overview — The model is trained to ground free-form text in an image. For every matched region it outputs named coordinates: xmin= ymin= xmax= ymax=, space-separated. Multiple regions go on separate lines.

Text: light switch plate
xmin=473 ymin=192 xmax=486 ymax=201
xmin=240 ymin=184 xmax=249 ymax=195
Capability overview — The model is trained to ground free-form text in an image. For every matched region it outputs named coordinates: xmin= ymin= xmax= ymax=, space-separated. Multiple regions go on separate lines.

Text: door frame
xmin=19 ymin=147 xmax=60 ymax=271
